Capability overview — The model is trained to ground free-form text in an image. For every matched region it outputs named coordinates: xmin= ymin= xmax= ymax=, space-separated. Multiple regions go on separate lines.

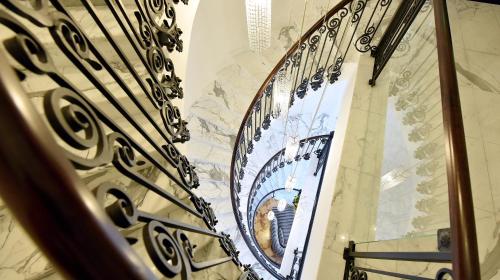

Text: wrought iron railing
xmin=0 ymin=0 xmax=257 ymax=279
xmin=314 ymin=132 xmax=334 ymax=175
xmin=230 ymin=0 xmax=396 ymax=276
xmin=232 ymin=0 xmax=481 ymax=277
xmin=235 ymin=134 xmax=332 ymax=278
xmin=247 ymin=134 xmax=330 ymax=225
xmin=230 ymin=0 xmax=395 ymax=198
xmin=342 ymin=240 xmax=453 ymax=280
xmin=285 ymin=248 xmax=303 ymax=280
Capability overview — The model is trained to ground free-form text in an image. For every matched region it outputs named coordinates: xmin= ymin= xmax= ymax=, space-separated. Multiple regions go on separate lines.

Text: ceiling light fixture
xmin=273 ymin=69 xmax=291 ymax=117
xmin=284 ymin=135 xmax=300 ymax=161
xmin=245 ymin=0 xmax=272 ymax=52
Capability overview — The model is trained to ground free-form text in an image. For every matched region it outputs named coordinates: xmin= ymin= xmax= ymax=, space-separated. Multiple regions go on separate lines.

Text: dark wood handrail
xmin=432 ymin=0 xmax=480 ymax=278
xmin=0 ymin=50 xmax=154 ymax=279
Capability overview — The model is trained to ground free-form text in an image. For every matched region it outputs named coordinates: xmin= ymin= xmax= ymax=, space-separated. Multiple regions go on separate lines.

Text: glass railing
xmin=351 ymin=0 xmax=450 ymax=245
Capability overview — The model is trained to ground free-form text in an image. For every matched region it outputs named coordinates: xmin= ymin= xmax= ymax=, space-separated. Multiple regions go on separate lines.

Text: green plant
xmin=293 ymin=194 xmax=300 ymax=209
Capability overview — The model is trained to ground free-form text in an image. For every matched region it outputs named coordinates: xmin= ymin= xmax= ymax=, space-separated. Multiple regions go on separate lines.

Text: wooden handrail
xmin=0 ymin=50 xmax=154 ymax=279
xmin=432 ymin=0 xmax=480 ymax=278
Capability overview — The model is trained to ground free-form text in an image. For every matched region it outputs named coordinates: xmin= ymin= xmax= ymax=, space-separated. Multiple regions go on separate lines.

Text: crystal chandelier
xmin=284 ymin=135 xmax=300 ymax=161
xmin=273 ymin=69 xmax=291 ymax=117
xmin=285 ymin=175 xmax=296 ymax=192
xmin=267 ymin=210 xmax=275 ymax=221
xmin=245 ymin=0 xmax=272 ymax=52
xmin=277 ymin=198 xmax=287 ymax=211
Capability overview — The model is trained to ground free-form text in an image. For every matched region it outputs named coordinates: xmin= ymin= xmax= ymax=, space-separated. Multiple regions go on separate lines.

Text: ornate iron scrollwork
xmin=355 ymin=0 xmax=393 ymax=53
xmin=143 ymin=222 xmax=184 ymax=277
xmin=369 ymin=0 xmax=427 ymax=85
xmin=345 ymin=259 xmax=368 ymax=280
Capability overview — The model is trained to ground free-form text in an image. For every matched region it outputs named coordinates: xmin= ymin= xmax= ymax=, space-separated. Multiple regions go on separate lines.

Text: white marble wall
xmin=449 ymin=0 xmax=500 ymax=278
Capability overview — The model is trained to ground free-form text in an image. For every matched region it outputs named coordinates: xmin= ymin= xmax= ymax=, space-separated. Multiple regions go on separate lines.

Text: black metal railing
xmin=286 ymin=248 xmax=303 ymax=280
xmin=236 ymin=133 xmax=333 ymax=278
xmin=342 ymin=241 xmax=453 ymax=280
xmin=314 ymin=132 xmax=334 ymax=175
xmin=231 ymin=0 xmax=396 ymax=198
xmin=369 ymin=0 xmax=428 ymax=85
xmin=247 ymin=134 xmax=330 ymax=226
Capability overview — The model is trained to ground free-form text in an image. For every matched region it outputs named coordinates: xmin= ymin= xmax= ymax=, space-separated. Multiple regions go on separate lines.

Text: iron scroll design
xmin=369 ymin=0 xmax=427 ymax=85
xmin=342 ymin=241 xmax=453 ymax=280
xmin=355 ymin=0 xmax=393 ymax=53
xmin=0 ymin=0 xmax=257 ymax=278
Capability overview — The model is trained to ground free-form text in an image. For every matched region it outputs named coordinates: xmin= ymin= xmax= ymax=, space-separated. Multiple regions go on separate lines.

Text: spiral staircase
xmin=0 ymin=0 xmax=489 ymax=279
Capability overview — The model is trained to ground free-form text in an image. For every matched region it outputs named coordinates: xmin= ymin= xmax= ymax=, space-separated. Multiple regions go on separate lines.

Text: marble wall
xmin=449 ymin=0 xmax=500 ymax=278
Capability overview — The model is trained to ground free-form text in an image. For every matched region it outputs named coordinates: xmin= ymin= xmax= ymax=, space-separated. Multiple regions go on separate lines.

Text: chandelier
xmin=245 ymin=0 xmax=272 ymax=52
xmin=285 ymin=175 xmax=296 ymax=192
xmin=273 ymin=69 xmax=291 ymax=117
xmin=284 ymin=135 xmax=300 ymax=161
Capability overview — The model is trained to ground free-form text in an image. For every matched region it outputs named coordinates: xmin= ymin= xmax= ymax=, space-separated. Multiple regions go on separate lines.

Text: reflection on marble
xmin=278 ymin=25 xmax=297 ymax=49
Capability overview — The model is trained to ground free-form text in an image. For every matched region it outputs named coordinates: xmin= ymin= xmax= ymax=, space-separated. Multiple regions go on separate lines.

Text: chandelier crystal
xmin=284 ymin=135 xmax=300 ymax=161
xmin=245 ymin=0 xmax=272 ymax=52
xmin=285 ymin=175 xmax=296 ymax=192
xmin=277 ymin=198 xmax=287 ymax=211
xmin=267 ymin=210 xmax=275 ymax=221
xmin=273 ymin=69 xmax=291 ymax=117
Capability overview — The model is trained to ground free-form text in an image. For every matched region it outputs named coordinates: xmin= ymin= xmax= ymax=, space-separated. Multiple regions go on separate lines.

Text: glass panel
xmin=356 ymin=0 xmax=450 ymax=243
